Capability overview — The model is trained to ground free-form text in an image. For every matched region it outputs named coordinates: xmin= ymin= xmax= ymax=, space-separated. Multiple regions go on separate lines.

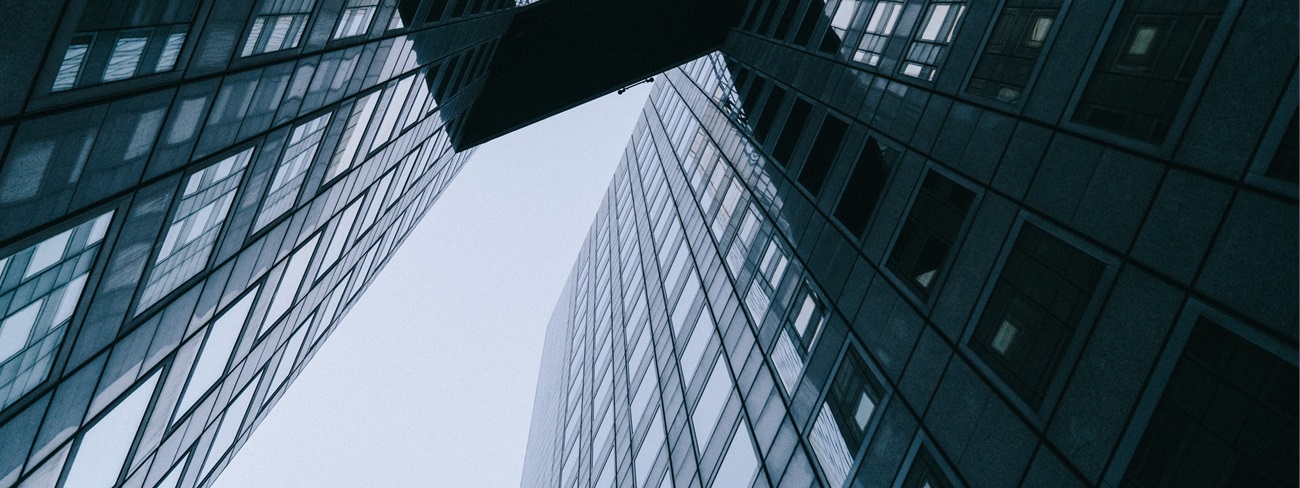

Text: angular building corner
xmin=521 ymin=0 xmax=1299 ymax=485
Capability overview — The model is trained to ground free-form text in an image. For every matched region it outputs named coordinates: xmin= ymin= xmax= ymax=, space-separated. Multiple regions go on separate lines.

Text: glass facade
xmin=0 ymin=0 xmax=1294 ymax=487
xmin=0 ymin=0 xmax=507 ymax=486
xmin=523 ymin=6 xmax=1297 ymax=482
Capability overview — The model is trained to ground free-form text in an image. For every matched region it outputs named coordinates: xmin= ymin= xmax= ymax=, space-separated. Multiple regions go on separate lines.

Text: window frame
xmin=959 ymin=214 xmax=1117 ymax=421
xmin=1102 ymin=300 xmax=1299 ymax=487
xmin=882 ymin=165 xmax=980 ymax=306
xmin=959 ymin=0 xmax=1072 ymax=106
xmin=1060 ymin=0 xmax=1244 ymax=155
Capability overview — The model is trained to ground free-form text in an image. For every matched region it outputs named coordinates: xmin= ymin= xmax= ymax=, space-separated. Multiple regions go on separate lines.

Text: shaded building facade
xmin=0 ymin=0 xmax=511 ymax=487
xmin=521 ymin=0 xmax=1298 ymax=484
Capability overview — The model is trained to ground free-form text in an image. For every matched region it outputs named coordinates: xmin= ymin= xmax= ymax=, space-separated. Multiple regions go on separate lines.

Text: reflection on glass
xmin=175 ymin=287 xmax=259 ymax=420
xmin=62 ymin=371 xmax=160 ymax=488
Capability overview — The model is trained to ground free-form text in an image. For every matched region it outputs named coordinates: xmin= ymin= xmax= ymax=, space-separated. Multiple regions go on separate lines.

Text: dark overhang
xmin=451 ymin=0 xmax=747 ymax=149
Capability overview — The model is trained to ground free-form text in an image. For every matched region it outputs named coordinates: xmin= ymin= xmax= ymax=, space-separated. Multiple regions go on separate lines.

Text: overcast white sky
xmin=215 ymin=86 xmax=653 ymax=487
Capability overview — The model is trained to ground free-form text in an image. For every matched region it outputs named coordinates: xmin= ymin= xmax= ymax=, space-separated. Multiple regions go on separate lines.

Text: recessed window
xmin=1121 ymin=317 xmax=1298 ymax=487
xmin=772 ymin=286 xmax=827 ymax=393
xmin=854 ymin=1 xmax=903 ymax=66
xmin=0 ymin=211 xmax=112 ymax=411
xmin=810 ymin=346 xmax=884 ymax=487
xmin=255 ymin=113 xmax=331 ymax=230
xmin=240 ymin=0 xmax=315 ymax=57
xmin=967 ymin=1 xmax=1063 ymax=103
xmin=900 ymin=1 xmax=967 ymax=80
xmin=886 ymin=171 xmax=975 ymax=299
xmin=52 ymin=35 xmax=93 ymax=91
xmin=833 ymin=138 xmax=894 ymax=237
xmin=901 ymin=446 xmax=955 ymax=488
xmin=140 ymin=148 xmax=253 ymax=311
xmin=1073 ymin=1 xmax=1227 ymax=142
xmin=969 ymin=223 xmax=1105 ymax=408
xmin=798 ymin=114 xmax=850 ymax=196
xmin=332 ymin=0 xmax=379 ymax=39
xmin=103 ymin=35 xmax=149 ymax=82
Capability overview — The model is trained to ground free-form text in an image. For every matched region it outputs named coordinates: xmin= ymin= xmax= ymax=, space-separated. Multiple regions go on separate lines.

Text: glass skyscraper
xmin=0 ymin=1 xmax=508 ymax=487
xmin=520 ymin=0 xmax=1299 ymax=482
xmin=0 ymin=0 xmax=1294 ymax=487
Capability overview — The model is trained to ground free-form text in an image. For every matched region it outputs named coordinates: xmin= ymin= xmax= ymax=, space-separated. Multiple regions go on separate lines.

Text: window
xmin=332 ymin=0 xmax=379 ymax=39
xmin=266 ymin=318 xmax=310 ymax=401
xmin=969 ymin=223 xmax=1104 ymax=408
xmin=886 ymin=171 xmax=975 ymax=299
xmin=197 ymin=375 xmax=259 ymax=483
xmin=52 ymin=35 xmax=93 ymax=91
xmin=255 ymin=113 xmax=331 ymax=231
xmin=901 ymin=446 xmax=955 ymax=488
xmin=634 ymin=409 xmax=666 ymax=488
xmin=711 ymin=422 xmax=760 ymax=487
xmin=1121 ymin=318 xmax=1297 ymax=487
xmin=326 ymin=91 xmax=381 ymax=182
xmin=744 ymin=238 xmax=789 ymax=320
xmin=798 ymin=114 xmax=850 ymax=196
xmin=772 ymin=98 xmax=813 ymax=164
xmin=259 ymin=234 xmax=319 ymax=336
xmin=900 ymin=1 xmax=967 ymax=80
xmin=62 ymin=371 xmax=160 ymax=488
xmin=852 ymin=1 xmax=903 ymax=66
xmin=141 ymin=148 xmax=253 ymax=311
xmin=810 ymin=347 xmax=884 ymax=487
xmin=315 ymin=199 xmax=362 ymax=278
xmin=0 ymin=211 xmax=112 ymax=411
xmin=241 ymin=0 xmax=315 ymax=57
xmin=1073 ymin=0 xmax=1228 ymax=142
xmin=174 ymin=287 xmax=259 ymax=420
xmin=772 ymin=286 xmax=827 ymax=394
xmin=103 ymin=35 xmax=149 ymax=82
xmin=691 ymin=358 xmax=733 ymax=448
xmin=967 ymin=0 xmax=1064 ymax=103
xmin=833 ymin=138 xmax=893 ymax=237
xmin=52 ymin=15 xmax=191 ymax=92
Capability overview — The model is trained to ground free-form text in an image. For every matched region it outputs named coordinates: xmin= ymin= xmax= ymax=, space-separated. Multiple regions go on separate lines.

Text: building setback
xmin=520 ymin=0 xmax=1298 ymax=484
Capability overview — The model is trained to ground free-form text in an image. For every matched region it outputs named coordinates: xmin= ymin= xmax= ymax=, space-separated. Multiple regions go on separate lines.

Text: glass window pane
xmin=175 ymin=287 xmax=259 ymax=418
xmin=103 ymin=36 xmax=148 ymax=82
xmin=63 ymin=371 xmax=160 ymax=488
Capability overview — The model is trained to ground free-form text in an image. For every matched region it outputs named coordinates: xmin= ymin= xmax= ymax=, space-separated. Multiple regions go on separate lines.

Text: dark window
xmin=824 ymin=348 xmax=884 ymax=454
xmin=752 ymin=85 xmax=787 ymax=143
xmin=1122 ymin=318 xmax=1298 ymax=488
xmin=970 ymin=224 xmax=1104 ymax=408
xmin=740 ymin=74 xmax=767 ymax=119
xmin=886 ymin=171 xmax=975 ymax=299
xmin=1073 ymin=0 xmax=1227 ymax=142
xmin=772 ymin=98 xmax=813 ymax=164
xmin=901 ymin=448 xmax=955 ymax=488
xmin=772 ymin=0 xmax=803 ymax=39
xmin=967 ymin=0 xmax=1063 ymax=103
xmin=792 ymin=0 xmax=826 ymax=46
xmin=424 ymin=0 xmax=451 ymax=23
xmin=798 ymin=115 xmax=850 ymax=196
xmin=832 ymin=138 xmax=893 ymax=236
xmin=757 ymin=0 xmax=782 ymax=35
xmin=1265 ymin=112 xmax=1298 ymax=183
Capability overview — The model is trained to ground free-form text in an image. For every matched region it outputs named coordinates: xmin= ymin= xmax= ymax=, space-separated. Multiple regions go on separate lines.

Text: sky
xmin=215 ymin=86 xmax=653 ymax=487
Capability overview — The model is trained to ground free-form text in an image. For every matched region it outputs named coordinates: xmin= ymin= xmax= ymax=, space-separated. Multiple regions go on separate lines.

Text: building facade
xmin=0 ymin=1 xmax=516 ymax=487
xmin=521 ymin=0 xmax=1298 ymax=482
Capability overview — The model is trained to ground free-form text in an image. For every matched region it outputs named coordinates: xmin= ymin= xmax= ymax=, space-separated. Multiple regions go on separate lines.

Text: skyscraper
xmin=521 ymin=0 xmax=1298 ymax=483
xmin=0 ymin=1 xmax=510 ymax=487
